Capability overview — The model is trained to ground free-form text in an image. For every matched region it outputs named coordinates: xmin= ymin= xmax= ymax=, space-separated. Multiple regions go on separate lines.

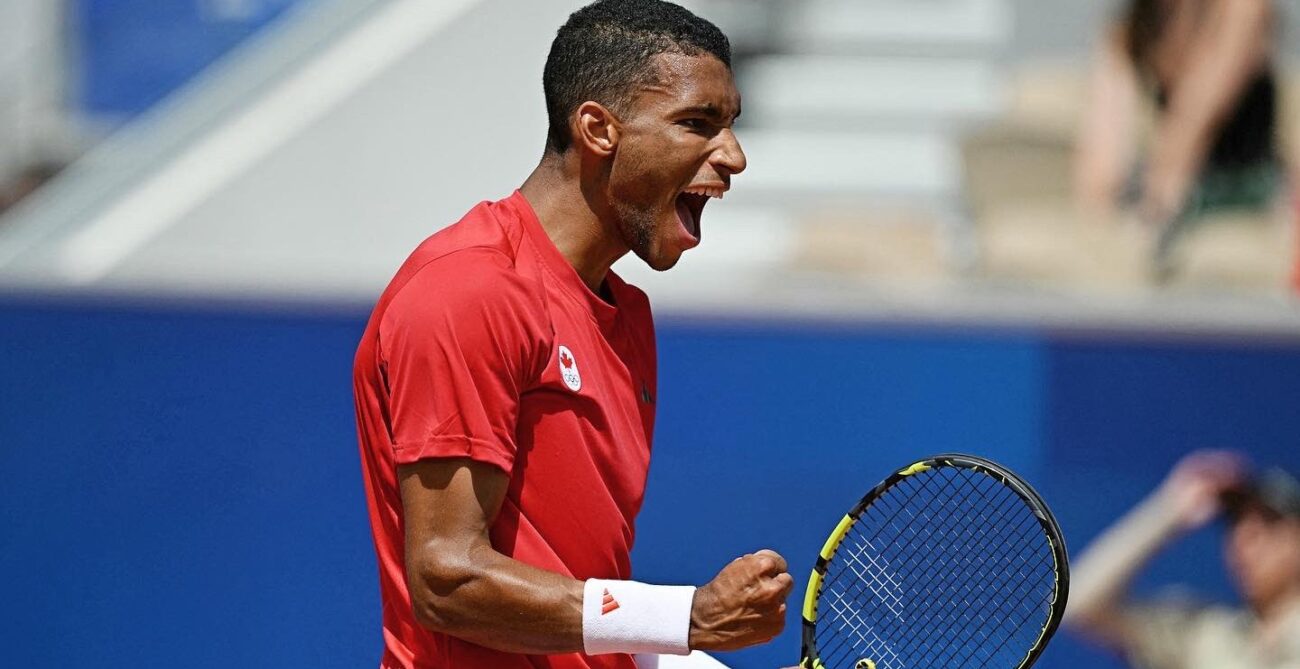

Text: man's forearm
xmin=409 ymin=541 xmax=586 ymax=654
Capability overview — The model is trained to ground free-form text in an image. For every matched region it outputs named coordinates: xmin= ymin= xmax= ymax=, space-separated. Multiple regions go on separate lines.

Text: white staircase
xmin=635 ymin=0 xmax=1011 ymax=290
xmin=736 ymin=0 xmax=1009 ymax=206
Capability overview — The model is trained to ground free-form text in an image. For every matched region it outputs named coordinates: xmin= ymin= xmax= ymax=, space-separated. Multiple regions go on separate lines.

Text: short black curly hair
xmin=543 ymin=0 xmax=731 ymax=153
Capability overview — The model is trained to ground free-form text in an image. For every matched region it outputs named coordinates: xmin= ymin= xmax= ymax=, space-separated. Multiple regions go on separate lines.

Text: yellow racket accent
xmin=819 ymin=514 xmax=855 ymax=560
xmin=898 ymin=461 xmax=932 ymax=476
xmin=803 ymin=568 xmax=823 ymax=621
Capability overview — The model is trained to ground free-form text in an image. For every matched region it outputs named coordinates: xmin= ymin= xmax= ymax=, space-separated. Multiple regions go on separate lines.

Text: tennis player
xmin=352 ymin=2 xmax=793 ymax=668
xmin=1066 ymin=450 xmax=1300 ymax=668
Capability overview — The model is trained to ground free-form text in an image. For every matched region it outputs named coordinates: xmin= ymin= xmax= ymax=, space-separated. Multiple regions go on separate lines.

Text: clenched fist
xmin=689 ymin=549 xmax=794 ymax=651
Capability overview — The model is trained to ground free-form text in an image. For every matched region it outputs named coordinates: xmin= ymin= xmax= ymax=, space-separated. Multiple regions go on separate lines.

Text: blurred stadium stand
xmin=694 ymin=0 xmax=1300 ymax=308
xmin=0 ymin=0 xmax=1296 ymax=326
xmin=2 ymin=3 xmax=1300 ymax=669
xmin=0 ymin=0 xmax=314 ymax=218
xmin=0 ymin=0 xmax=75 ymax=210
xmin=0 ymin=0 xmax=553 ymax=298
xmin=77 ymin=0 xmax=309 ymax=119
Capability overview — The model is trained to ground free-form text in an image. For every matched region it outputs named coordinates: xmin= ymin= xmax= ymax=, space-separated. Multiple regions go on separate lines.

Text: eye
xmin=679 ymin=118 xmax=712 ymax=132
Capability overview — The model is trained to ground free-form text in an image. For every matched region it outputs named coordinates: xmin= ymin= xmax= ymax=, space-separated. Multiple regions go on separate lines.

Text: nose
xmin=711 ymin=127 xmax=747 ymax=176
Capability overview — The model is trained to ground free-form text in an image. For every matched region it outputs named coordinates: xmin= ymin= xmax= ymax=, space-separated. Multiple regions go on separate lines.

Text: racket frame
xmin=799 ymin=453 xmax=1070 ymax=669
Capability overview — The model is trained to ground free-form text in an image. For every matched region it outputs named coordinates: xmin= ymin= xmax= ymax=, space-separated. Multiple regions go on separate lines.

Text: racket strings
xmin=876 ymin=470 xmax=1054 ymax=666
xmin=824 ymin=470 xmax=1053 ymax=667
xmin=822 ymin=497 xmax=1039 ymax=666
xmin=817 ymin=468 xmax=998 ymax=660
xmin=817 ymin=469 xmax=1016 ymax=666
xmin=820 ymin=482 xmax=1045 ymax=669
xmin=910 ymin=470 xmax=1053 ymax=652
xmin=913 ymin=511 xmax=1050 ymax=668
xmin=814 ymin=467 xmax=1057 ymax=669
xmin=825 ymin=466 xmax=1032 ymax=631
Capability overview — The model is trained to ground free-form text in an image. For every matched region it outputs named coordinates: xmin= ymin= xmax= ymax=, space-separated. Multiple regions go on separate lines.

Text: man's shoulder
xmin=385 ymin=245 xmax=548 ymax=328
xmin=384 ymin=196 xmax=542 ymax=300
xmin=401 ymin=197 xmax=526 ymax=275
xmin=373 ymin=245 xmax=551 ymax=370
xmin=401 ymin=247 xmax=525 ymax=296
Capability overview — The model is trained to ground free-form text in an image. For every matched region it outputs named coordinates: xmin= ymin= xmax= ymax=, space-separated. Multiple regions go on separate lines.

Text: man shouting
xmin=352 ymin=1 xmax=792 ymax=667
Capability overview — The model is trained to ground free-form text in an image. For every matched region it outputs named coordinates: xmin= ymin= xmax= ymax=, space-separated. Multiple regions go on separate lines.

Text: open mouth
xmin=674 ymin=184 xmax=725 ymax=243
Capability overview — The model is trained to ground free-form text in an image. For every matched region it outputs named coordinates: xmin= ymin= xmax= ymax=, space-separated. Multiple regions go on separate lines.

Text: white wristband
xmin=582 ymin=578 xmax=696 ymax=656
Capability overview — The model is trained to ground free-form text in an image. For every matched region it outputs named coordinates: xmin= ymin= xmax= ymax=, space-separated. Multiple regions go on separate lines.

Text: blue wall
xmin=2 ymin=299 xmax=1298 ymax=668
xmin=75 ymin=0 xmax=310 ymax=117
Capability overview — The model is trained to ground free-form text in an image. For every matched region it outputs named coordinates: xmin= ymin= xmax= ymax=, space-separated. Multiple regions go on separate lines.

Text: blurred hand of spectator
xmin=1064 ymin=450 xmax=1251 ymax=649
xmin=1066 ymin=450 xmax=1300 ymax=669
xmin=1155 ymin=450 xmax=1249 ymax=531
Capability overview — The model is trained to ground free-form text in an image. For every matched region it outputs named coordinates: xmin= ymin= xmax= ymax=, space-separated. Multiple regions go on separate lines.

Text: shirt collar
xmin=506 ymin=190 xmax=619 ymax=327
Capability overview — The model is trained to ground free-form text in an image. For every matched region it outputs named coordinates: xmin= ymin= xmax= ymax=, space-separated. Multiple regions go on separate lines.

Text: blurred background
xmin=1 ymin=1 xmax=1299 ymax=667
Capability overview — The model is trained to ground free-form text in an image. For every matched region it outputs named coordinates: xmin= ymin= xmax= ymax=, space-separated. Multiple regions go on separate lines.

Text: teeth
xmin=684 ymin=186 xmax=726 ymax=199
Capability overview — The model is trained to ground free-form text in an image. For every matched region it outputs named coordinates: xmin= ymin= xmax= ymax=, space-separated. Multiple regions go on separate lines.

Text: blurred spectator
xmin=1065 ymin=450 xmax=1300 ymax=669
xmin=1074 ymin=0 xmax=1287 ymax=276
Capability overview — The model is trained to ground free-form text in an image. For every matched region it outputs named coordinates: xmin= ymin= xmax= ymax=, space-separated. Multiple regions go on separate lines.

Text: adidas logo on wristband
xmin=582 ymin=579 xmax=695 ymax=656
xmin=601 ymin=589 xmax=620 ymax=615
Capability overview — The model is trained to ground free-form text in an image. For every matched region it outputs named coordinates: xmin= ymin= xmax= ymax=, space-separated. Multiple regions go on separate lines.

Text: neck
xmin=519 ymin=152 xmax=628 ymax=293
xmin=1256 ymin=587 xmax=1300 ymax=645
xmin=1258 ymin=582 xmax=1300 ymax=619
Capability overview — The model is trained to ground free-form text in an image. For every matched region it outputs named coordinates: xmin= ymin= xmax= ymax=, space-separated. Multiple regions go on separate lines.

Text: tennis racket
xmin=799 ymin=453 xmax=1068 ymax=669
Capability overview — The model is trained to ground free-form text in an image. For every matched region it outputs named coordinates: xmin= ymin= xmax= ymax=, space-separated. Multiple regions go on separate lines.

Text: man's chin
xmin=646 ymin=256 xmax=682 ymax=272
xmin=633 ymin=244 xmax=686 ymax=272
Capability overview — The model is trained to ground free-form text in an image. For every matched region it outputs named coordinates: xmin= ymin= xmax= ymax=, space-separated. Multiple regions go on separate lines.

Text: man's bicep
xmin=398 ymin=457 xmax=587 ymax=651
xmin=399 ymin=457 xmax=510 ymax=555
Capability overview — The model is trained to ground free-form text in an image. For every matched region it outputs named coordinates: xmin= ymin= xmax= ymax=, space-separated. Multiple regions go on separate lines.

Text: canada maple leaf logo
xmin=557 ymin=346 xmax=581 ymax=391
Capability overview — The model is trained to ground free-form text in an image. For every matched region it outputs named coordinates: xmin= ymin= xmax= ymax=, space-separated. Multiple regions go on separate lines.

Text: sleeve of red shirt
xmin=378 ymin=248 xmax=549 ymax=474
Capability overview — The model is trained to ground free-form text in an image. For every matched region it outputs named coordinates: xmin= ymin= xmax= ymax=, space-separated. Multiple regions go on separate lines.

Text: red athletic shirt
xmin=353 ymin=191 xmax=657 ymax=669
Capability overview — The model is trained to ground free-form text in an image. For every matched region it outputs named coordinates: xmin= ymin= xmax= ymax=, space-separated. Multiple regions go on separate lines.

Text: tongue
xmin=676 ymin=196 xmax=698 ymax=240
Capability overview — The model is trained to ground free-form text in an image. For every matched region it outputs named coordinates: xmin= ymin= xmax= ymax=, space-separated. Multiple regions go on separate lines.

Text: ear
xmin=573 ymin=101 xmax=620 ymax=157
